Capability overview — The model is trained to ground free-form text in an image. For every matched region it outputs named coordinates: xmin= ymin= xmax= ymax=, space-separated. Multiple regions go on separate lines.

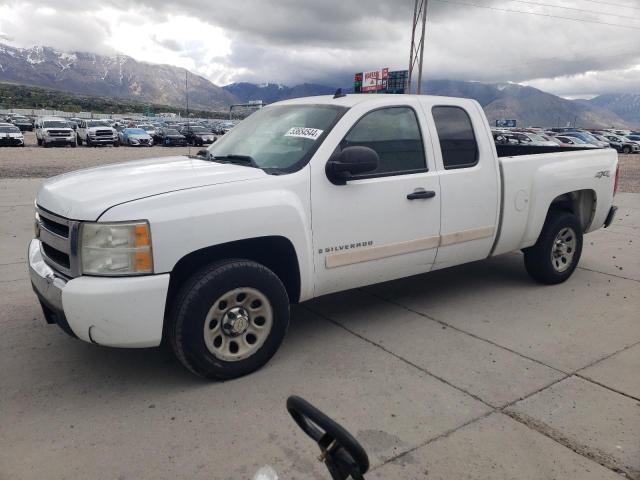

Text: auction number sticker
xmin=284 ymin=127 xmax=324 ymax=140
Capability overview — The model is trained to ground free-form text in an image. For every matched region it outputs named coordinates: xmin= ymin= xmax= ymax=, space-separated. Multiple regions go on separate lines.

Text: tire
xmin=77 ymin=136 xmax=83 ymax=146
xmin=43 ymin=141 xmax=50 ymax=148
xmin=524 ymin=210 xmax=583 ymax=285
xmin=70 ymin=141 xmax=77 ymax=148
xmin=622 ymin=146 xmax=631 ymax=154
xmin=169 ymin=259 xmax=290 ymax=379
xmin=113 ymin=142 xmax=119 ymax=147
xmin=37 ymin=137 xmax=42 ymax=146
xmin=86 ymin=137 xmax=92 ymax=147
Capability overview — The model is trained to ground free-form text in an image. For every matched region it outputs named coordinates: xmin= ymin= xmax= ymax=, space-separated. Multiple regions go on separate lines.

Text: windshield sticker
xmin=284 ymin=127 xmax=324 ymax=140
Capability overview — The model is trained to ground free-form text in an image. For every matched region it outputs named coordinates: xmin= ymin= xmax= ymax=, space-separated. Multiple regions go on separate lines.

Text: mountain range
xmin=0 ymin=42 xmax=637 ymax=127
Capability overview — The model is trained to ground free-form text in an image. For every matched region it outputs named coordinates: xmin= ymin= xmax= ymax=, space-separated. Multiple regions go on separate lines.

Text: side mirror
xmin=196 ymin=149 xmax=208 ymax=158
xmin=326 ymin=146 xmax=379 ymax=185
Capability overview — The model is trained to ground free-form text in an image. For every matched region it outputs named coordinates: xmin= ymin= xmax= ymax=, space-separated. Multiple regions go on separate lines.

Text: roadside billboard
xmin=361 ymin=68 xmax=389 ymax=92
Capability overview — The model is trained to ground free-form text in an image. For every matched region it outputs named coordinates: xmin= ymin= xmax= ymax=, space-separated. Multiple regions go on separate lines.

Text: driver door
xmin=311 ymin=99 xmax=441 ymax=296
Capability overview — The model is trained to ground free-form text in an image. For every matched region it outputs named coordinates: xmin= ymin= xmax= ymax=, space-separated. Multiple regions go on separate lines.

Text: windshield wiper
xmin=212 ymin=154 xmax=259 ymax=169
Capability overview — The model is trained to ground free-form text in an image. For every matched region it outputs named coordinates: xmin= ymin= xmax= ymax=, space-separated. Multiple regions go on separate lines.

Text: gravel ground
xmin=1 ymin=132 xmax=639 ymax=193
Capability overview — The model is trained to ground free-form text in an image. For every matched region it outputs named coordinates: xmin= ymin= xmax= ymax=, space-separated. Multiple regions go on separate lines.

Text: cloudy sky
xmin=0 ymin=0 xmax=639 ymax=98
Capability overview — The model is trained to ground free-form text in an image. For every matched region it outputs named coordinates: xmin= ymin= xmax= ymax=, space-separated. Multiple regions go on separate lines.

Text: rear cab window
xmin=432 ymin=106 xmax=479 ymax=170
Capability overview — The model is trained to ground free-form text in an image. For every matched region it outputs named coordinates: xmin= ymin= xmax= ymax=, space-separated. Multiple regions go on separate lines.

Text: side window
xmin=432 ymin=106 xmax=479 ymax=170
xmin=341 ymin=107 xmax=426 ymax=177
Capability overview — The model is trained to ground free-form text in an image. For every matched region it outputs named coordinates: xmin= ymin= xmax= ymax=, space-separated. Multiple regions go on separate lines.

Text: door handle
xmin=407 ymin=190 xmax=436 ymax=200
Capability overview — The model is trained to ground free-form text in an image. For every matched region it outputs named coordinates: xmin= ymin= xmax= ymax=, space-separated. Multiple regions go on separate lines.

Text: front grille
xmin=95 ymin=129 xmax=113 ymax=137
xmin=42 ymin=243 xmax=70 ymax=269
xmin=48 ymin=130 xmax=71 ymax=137
xmin=40 ymin=215 xmax=69 ymax=237
xmin=36 ymin=207 xmax=79 ymax=277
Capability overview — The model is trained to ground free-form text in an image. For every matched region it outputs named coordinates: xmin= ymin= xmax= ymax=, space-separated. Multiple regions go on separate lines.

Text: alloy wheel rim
xmin=551 ymin=227 xmax=577 ymax=273
xmin=203 ymin=287 xmax=273 ymax=362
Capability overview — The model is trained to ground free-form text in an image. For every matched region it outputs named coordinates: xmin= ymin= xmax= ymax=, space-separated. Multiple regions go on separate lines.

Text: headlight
xmin=81 ymin=221 xmax=153 ymax=276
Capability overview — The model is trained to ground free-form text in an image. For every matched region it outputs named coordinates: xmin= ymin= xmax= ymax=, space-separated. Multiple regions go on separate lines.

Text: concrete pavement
xmin=1 ymin=179 xmax=638 ymax=479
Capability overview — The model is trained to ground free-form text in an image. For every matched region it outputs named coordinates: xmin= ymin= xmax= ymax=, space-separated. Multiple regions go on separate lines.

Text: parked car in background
xmin=11 ymin=116 xmax=34 ymax=131
xmin=554 ymin=136 xmax=599 ymax=149
xmin=591 ymin=133 xmax=632 ymax=154
xmin=560 ymin=131 xmax=608 ymax=148
xmin=76 ymin=119 xmax=119 ymax=147
xmin=0 ymin=123 xmax=25 ymax=147
xmin=35 ymin=116 xmax=76 ymax=147
xmin=597 ymin=134 xmax=639 ymax=154
xmin=180 ymin=125 xmax=216 ymax=146
xmin=157 ymin=127 xmax=187 ymax=146
xmin=138 ymin=124 xmax=158 ymax=139
xmin=624 ymin=135 xmax=640 ymax=150
xmin=119 ymin=127 xmax=153 ymax=146
xmin=513 ymin=132 xmax=558 ymax=147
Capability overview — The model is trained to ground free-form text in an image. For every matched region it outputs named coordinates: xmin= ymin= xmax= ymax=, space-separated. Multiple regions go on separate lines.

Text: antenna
xmin=333 ymin=88 xmax=346 ymax=99
xmin=185 ymin=70 xmax=191 ymax=156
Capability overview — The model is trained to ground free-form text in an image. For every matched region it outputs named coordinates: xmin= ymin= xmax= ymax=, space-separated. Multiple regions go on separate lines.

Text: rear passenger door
xmin=421 ymin=100 xmax=500 ymax=269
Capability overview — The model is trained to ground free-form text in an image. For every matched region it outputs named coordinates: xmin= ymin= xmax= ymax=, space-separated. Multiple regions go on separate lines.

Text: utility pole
xmin=408 ymin=0 xmax=428 ymax=94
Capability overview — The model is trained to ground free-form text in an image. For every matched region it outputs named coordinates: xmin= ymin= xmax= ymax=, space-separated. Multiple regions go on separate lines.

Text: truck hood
xmin=37 ymin=156 xmax=267 ymax=220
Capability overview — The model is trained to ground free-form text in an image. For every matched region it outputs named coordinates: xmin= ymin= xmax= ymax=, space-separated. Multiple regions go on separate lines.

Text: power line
xmin=433 ymin=0 xmax=640 ymax=31
xmin=507 ymin=0 xmax=640 ymax=22
xmin=579 ymin=0 xmax=640 ymax=11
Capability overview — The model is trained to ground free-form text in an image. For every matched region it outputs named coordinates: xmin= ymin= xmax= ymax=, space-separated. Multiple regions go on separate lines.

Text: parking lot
xmin=1 ymin=146 xmax=639 ymax=479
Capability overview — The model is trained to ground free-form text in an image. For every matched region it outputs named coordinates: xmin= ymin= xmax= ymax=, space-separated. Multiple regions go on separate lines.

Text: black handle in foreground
xmin=287 ymin=395 xmax=369 ymax=480
xmin=407 ymin=190 xmax=436 ymax=200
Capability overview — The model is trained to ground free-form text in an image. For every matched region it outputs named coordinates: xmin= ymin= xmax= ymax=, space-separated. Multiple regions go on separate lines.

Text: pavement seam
xmin=367 ymin=410 xmax=495 ymax=473
xmin=302 ymin=304 xmax=496 ymax=409
xmin=574 ymin=373 xmax=640 ymax=402
xmin=571 ymin=339 xmax=640 ymax=374
xmin=362 ymin=289 xmax=568 ymax=376
xmin=576 ymin=266 xmax=639 ymax=283
xmin=0 ymin=261 xmax=25 ymax=266
xmin=502 ymin=408 xmax=633 ymax=479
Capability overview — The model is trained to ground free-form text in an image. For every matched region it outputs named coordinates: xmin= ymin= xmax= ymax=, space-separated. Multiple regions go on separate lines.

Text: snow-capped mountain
xmin=0 ymin=43 xmax=236 ymax=110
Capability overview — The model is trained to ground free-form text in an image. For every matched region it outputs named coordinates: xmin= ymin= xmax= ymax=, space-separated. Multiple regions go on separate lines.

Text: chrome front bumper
xmin=29 ymin=239 xmax=76 ymax=337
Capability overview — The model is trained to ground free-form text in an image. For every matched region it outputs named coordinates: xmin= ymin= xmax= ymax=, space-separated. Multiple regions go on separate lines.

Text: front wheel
xmin=524 ymin=211 xmax=583 ymax=284
xmin=622 ymin=146 xmax=631 ymax=154
xmin=169 ymin=259 xmax=290 ymax=379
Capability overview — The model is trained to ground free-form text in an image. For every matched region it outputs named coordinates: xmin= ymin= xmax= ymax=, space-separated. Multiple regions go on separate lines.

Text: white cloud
xmin=0 ymin=0 xmax=639 ymax=96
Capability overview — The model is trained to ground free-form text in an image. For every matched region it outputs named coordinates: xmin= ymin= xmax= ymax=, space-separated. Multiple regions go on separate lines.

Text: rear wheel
xmin=169 ymin=259 xmax=290 ymax=379
xmin=524 ymin=211 xmax=583 ymax=284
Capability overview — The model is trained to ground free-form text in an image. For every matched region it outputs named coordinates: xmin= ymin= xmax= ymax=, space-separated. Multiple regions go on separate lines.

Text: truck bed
xmin=492 ymin=148 xmax=618 ymax=256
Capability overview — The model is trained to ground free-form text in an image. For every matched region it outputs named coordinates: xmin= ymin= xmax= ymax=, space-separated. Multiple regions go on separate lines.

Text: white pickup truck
xmin=29 ymin=94 xmax=619 ymax=379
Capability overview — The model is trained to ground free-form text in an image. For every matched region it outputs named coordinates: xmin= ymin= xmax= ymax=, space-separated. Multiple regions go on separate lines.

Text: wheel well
xmin=166 ymin=236 xmax=301 ymax=308
xmin=549 ymin=189 xmax=597 ymax=232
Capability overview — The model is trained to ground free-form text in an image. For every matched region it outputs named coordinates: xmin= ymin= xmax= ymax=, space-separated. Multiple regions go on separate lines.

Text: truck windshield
xmin=207 ymin=105 xmax=348 ymax=172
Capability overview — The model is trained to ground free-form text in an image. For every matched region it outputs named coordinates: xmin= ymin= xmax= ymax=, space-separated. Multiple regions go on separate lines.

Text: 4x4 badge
xmin=595 ymin=170 xmax=611 ymax=178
